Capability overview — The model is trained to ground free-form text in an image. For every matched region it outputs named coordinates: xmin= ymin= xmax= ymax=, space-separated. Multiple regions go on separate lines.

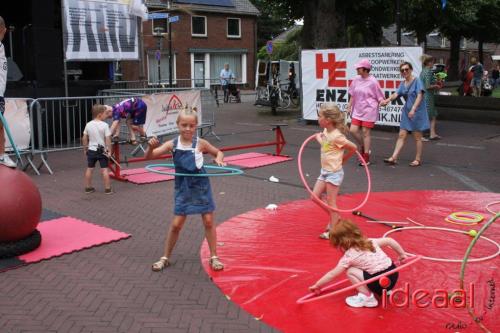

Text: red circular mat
xmin=201 ymin=191 xmax=500 ymax=333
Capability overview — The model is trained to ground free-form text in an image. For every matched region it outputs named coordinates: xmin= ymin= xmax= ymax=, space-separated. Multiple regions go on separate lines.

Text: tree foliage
xmin=251 ymin=0 xmax=500 ymax=79
xmin=401 ymin=0 xmax=440 ymax=46
xmin=249 ymin=0 xmax=295 ymax=48
xmin=257 ymin=26 xmax=302 ymax=61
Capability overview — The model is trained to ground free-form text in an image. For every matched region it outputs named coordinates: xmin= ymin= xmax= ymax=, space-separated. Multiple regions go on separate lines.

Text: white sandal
xmin=152 ymin=256 xmax=169 ymax=271
xmin=209 ymin=256 xmax=224 ymax=271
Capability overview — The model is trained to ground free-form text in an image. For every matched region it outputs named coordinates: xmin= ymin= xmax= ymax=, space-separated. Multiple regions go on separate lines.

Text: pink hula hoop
xmin=297 ymin=255 xmax=422 ymax=304
xmin=297 ymin=133 xmax=371 ymax=213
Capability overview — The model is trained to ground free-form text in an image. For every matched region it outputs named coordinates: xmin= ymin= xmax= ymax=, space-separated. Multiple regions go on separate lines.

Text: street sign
xmin=148 ymin=12 xmax=169 ymax=20
xmin=155 ymin=50 xmax=161 ymax=61
xmin=168 ymin=15 xmax=180 ymax=23
xmin=266 ymin=41 xmax=273 ymax=55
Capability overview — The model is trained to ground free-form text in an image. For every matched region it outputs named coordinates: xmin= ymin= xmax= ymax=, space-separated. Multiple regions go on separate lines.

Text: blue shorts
xmin=317 ymin=168 xmax=344 ymax=186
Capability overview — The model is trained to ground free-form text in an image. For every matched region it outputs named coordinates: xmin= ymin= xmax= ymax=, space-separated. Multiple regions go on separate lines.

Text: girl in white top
xmin=313 ymin=103 xmax=357 ymax=239
xmin=309 ymin=219 xmax=407 ymax=308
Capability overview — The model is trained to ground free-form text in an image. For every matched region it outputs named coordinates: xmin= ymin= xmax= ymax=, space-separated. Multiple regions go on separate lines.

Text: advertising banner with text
xmin=143 ymin=91 xmax=202 ymax=138
xmin=301 ymin=47 xmax=422 ymax=126
xmin=62 ymin=0 xmax=139 ymax=61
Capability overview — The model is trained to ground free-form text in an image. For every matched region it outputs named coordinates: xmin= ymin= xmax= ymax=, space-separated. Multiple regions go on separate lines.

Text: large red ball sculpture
xmin=0 ymin=166 xmax=42 ymax=242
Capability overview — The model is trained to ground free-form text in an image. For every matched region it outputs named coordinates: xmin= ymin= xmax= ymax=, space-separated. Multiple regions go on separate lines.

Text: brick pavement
xmin=1 ymin=98 xmax=499 ymax=333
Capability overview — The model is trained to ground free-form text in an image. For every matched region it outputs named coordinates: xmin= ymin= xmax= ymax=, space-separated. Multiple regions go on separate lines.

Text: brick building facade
xmin=121 ymin=0 xmax=260 ymax=88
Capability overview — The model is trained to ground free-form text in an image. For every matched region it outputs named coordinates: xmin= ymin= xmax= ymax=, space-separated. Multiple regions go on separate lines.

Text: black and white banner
xmin=62 ymin=0 xmax=139 ymax=61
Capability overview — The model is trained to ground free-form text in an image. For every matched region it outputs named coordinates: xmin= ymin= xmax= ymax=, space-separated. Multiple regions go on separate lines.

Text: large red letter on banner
xmin=315 ymin=53 xmax=347 ymax=87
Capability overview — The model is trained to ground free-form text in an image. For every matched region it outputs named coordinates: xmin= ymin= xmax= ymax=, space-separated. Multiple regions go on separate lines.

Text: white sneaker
xmin=345 ymin=292 xmax=378 ymax=308
xmin=319 ymin=230 xmax=330 ymax=239
xmin=0 ymin=154 xmax=17 ymax=168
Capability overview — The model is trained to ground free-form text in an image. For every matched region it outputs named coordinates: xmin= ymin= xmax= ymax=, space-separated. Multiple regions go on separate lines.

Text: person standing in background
xmin=0 ymin=16 xmax=16 ymax=168
xmin=491 ymin=64 xmax=499 ymax=89
xmin=347 ymin=59 xmax=385 ymax=166
xmin=470 ymin=57 xmax=483 ymax=97
xmin=419 ymin=54 xmax=442 ymax=141
xmin=220 ymin=63 xmax=235 ymax=103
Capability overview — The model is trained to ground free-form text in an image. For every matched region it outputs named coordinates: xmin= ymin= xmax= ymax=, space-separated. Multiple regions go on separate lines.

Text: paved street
xmin=1 ymin=97 xmax=499 ymax=333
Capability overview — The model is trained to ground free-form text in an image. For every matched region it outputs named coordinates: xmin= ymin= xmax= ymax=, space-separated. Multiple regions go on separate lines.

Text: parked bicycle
xmin=255 ymin=79 xmax=291 ymax=112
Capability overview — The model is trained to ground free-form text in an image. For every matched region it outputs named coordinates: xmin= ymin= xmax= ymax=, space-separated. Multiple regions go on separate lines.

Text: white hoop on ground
xmin=486 ymin=201 xmax=500 ymax=215
xmin=383 ymin=226 xmax=500 ymax=263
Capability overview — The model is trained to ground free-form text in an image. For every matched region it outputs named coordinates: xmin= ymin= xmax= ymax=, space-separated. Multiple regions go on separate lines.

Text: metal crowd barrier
xmin=25 ymin=86 xmax=219 ymax=174
xmin=28 ymin=94 xmax=143 ymax=174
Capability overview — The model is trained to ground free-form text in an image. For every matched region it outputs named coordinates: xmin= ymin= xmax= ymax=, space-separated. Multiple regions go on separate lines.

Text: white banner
xmin=143 ymin=91 xmax=202 ymax=137
xmin=62 ymin=0 xmax=139 ymax=61
xmin=301 ymin=47 xmax=423 ymax=126
xmin=4 ymin=99 xmax=31 ymax=150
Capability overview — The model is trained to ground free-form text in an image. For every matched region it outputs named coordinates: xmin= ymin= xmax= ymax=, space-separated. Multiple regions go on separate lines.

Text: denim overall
xmin=173 ymin=136 xmax=215 ymax=215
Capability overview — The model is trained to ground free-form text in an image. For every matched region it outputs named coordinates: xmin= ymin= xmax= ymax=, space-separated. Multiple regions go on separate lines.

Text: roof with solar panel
xmin=146 ymin=0 xmax=260 ymax=16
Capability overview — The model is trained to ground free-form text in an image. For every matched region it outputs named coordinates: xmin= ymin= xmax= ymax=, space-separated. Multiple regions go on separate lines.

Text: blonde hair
xmin=176 ymin=105 xmax=198 ymax=124
xmin=318 ymin=103 xmax=347 ymax=134
xmin=91 ymin=104 xmax=107 ymax=119
xmin=330 ymin=219 xmax=375 ymax=253
xmin=420 ymin=54 xmax=434 ymax=66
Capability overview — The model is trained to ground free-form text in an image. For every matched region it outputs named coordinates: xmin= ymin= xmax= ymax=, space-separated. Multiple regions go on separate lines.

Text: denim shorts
xmin=87 ymin=150 xmax=108 ymax=168
xmin=471 ymin=78 xmax=482 ymax=88
xmin=317 ymin=168 xmax=344 ymax=186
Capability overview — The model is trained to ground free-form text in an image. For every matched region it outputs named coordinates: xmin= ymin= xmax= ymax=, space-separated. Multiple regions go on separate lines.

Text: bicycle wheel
xmin=278 ymin=91 xmax=291 ymax=109
xmin=256 ymin=86 xmax=269 ymax=101
xmin=289 ymin=88 xmax=300 ymax=106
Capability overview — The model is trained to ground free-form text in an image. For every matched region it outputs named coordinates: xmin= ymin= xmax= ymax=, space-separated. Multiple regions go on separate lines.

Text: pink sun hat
xmin=355 ymin=59 xmax=372 ymax=70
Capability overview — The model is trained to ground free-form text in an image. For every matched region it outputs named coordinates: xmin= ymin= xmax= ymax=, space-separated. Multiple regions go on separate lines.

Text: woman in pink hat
xmin=347 ymin=59 xmax=385 ymax=165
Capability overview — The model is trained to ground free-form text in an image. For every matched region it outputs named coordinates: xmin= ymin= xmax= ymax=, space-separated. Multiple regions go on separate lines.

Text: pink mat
xmin=113 ymin=167 xmax=174 ymax=184
xmin=18 ymin=217 xmax=131 ymax=263
xmin=225 ymin=152 xmax=292 ymax=168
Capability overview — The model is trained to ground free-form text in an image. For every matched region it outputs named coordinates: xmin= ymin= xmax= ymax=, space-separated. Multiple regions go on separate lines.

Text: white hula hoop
xmin=486 ymin=201 xmax=500 ymax=215
xmin=383 ymin=226 xmax=500 ymax=263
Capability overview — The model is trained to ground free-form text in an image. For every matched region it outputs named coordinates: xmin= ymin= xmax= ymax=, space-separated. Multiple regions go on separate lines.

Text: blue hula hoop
xmin=145 ymin=163 xmax=244 ymax=177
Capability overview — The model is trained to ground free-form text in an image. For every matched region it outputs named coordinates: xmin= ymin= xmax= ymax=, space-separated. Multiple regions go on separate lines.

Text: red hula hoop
xmin=296 ymin=255 xmax=422 ymax=304
xmin=298 ymin=133 xmax=372 ymax=213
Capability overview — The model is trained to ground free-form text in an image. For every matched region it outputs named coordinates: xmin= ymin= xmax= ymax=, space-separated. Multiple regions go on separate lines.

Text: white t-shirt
xmin=0 ymin=42 xmax=7 ymax=97
xmin=83 ymin=120 xmax=111 ymax=151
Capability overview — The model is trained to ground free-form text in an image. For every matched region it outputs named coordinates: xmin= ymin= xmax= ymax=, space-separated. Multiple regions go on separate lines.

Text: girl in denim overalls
xmin=145 ymin=107 xmax=225 ymax=272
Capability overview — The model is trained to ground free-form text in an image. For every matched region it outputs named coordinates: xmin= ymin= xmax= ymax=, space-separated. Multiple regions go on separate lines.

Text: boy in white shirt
xmin=82 ymin=104 xmax=113 ymax=194
xmin=0 ymin=16 xmax=16 ymax=168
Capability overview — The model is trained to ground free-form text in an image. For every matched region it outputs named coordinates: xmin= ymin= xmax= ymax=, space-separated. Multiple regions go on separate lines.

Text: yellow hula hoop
xmin=444 ymin=211 xmax=484 ymax=225
xmin=444 ymin=218 xmax=481 ymax=226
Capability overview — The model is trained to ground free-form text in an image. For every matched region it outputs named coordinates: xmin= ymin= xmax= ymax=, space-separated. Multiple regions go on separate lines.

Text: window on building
xmin=227 ymin=18 xmax=241 ymax=38
xmin=192 ymin=16 xmax=207 ymax=37
xmin=210 ymin=53 xmax=242 ymax=83
xmin=152 ymin=18 xmax=167 ymax=35
xmin=147 ymin=52 xmax=176 ymax=85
